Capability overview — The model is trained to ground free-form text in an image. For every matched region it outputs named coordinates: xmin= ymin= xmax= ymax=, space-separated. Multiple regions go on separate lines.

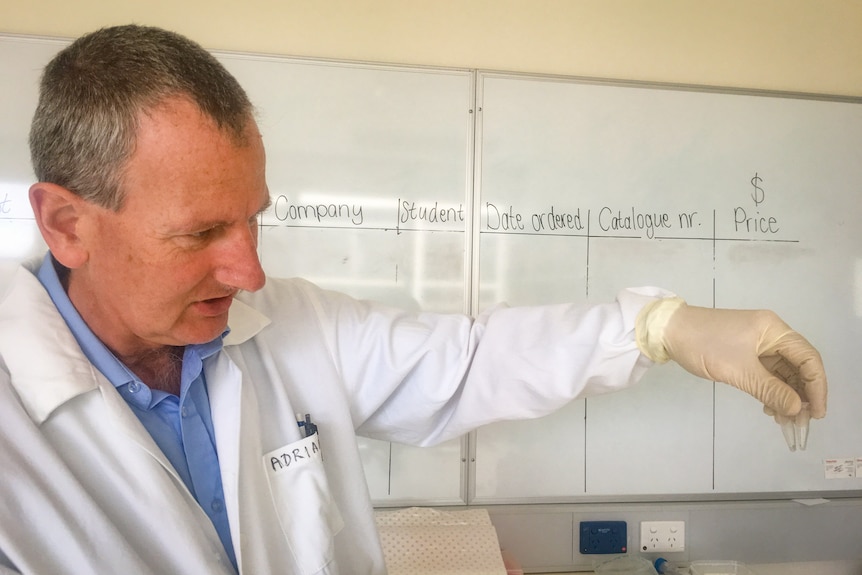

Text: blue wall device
xmin=579 ymin=520 xmax=627 ymax=554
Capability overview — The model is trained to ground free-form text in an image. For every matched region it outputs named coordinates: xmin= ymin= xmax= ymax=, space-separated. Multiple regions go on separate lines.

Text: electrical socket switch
xmin=640 ymin=520 xmax=685 ymax=552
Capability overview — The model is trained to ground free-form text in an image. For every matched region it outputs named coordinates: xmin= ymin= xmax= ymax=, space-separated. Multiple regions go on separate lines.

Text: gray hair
xmin=29 ymin=24 xmax=255 ymax=210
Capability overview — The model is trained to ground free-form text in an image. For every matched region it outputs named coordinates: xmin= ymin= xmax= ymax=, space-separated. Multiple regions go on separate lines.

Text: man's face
xmin=68 ymin=97 xmax=269 ymax=358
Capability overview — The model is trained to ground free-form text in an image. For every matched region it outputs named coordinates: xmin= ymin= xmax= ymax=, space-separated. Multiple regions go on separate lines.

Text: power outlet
xmin=640 ymin=520 xmax=685 ymax=552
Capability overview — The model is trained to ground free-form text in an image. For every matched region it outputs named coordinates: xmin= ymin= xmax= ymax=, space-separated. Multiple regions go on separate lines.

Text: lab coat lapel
xmin=0 ymin=265 xmax=97 ymax=423
xmin=211 ymin=343 xmax=297 ymax=574
xmin=206 ymin=350 xmax=245 ymax=568
xmin=209 ymin=297 xmax=276 ymax=571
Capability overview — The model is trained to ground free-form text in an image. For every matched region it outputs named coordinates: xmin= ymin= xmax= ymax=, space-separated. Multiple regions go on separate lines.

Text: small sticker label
xmin=823 ymin=458 xmax=856 ymax=479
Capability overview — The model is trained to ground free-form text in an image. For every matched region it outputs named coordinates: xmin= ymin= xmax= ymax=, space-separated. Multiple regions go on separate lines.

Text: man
xmin=0 ymin=25 xmax=826 ymax=575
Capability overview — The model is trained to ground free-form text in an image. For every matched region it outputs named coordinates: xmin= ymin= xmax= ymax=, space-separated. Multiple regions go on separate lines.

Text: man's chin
xmin=172 ymin=317 xmax=230 ymax=346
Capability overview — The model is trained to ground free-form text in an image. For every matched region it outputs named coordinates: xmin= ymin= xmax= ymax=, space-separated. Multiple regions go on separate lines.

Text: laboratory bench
xmin=535 ymin=559 xmax=862 ymax=575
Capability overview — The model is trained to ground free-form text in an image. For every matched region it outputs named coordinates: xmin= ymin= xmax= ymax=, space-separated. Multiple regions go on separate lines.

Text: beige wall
xmin=1 ymin=0 xmax=860 ymax=97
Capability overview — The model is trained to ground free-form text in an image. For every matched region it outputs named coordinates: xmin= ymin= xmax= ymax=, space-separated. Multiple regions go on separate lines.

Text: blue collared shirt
xmin=36 ymin=254 xmax=238 ymax=571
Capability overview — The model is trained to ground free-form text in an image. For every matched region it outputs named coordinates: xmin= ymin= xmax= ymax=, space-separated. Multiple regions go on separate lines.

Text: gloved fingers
xmin=763 ymin=405 xmax=780 ymax=422
xmin=760 ymin=358 xmax=800 ymax=422
xmin=731 ymin=363 xmax=803 ymax=417
xmin=763 ymin=332 xmax=827 ymax=419
xmin=802 ymin=375 xmax=827 ymax=419
xmin=771 ymin=411 xmax=793 ymax=425
xmin=763 ymin=404 xmax=803 ymax=426
xmin=756 ymin=375 xmax=804 ymax=417
xmin=759 ymin=355 xmax=799 ymax=388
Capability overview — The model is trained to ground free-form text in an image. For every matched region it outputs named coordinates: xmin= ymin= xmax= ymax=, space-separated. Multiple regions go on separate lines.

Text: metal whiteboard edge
xmin=2 ymin=31 xmax=859 ymax=102
xmin=465 ymin=490 xmax=862 ymax=507
xmin=421 ymin=495 xmax=862 ymax=514
xmin=476 ymin=69 xmax=862 ymax=104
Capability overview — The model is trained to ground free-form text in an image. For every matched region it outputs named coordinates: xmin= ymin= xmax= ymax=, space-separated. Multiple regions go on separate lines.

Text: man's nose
xmin=217 ymin=224 xmax=266 ymax=292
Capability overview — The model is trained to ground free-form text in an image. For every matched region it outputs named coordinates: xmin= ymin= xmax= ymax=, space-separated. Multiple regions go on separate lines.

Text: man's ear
xmin=29 ymin=182 xmax=90 ymax=269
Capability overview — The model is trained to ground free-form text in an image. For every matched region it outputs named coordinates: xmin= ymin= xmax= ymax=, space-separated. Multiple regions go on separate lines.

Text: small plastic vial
xmin=778 ymin=401 xmax=811 ymax=452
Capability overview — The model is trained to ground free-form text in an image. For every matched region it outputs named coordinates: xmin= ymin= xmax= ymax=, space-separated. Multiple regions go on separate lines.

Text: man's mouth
xmin=193 ymin=294 xmax=235 ymax=317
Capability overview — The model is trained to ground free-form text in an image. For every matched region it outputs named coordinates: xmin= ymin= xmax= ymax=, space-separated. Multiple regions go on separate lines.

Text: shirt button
xmin=181 ymin=406 xmax=188 ymax=418
xmin=211 ymin=499 xmax=224 ymax=513
xmin=128 ymin=382 xmax=140 ymax=393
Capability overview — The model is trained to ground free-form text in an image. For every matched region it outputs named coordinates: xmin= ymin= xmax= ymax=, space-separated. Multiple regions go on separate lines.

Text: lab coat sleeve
xmin=277 ymin=279 xmax=673 ymax=446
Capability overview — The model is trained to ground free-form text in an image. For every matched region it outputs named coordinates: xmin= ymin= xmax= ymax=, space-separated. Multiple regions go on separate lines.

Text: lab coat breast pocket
xmin=263 ymin=433 xmax=345 ymax=575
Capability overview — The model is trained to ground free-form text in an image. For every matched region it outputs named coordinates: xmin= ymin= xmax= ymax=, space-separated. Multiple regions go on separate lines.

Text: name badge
xmin=264 ymin=433 xmax=321 ymax=475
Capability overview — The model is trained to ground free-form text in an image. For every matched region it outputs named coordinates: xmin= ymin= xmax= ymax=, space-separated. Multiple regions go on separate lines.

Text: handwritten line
xmin=261 ymin=223 xmax=801 ymax=243
xmin=261 ymin=223 xmax=464 ymax=234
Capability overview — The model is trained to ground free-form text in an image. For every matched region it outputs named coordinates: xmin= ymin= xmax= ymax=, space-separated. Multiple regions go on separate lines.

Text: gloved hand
xmin=636 ymin=297 xmax=827 ymax=419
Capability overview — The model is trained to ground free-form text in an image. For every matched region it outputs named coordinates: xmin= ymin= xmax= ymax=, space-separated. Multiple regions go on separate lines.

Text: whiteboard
xmin=472 ymin=73 xmax=862 ymax=501
xmin=0 ymin=37 xmax=58 ymax=267
xmin=0 ymin=35 xmax=473 ymax=505
xmin=3 ymin=33 xmax=862 ymax=505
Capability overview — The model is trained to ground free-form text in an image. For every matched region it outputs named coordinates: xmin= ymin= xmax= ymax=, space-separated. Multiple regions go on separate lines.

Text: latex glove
xmin=636 ymin=297 xmax=827 ymax=419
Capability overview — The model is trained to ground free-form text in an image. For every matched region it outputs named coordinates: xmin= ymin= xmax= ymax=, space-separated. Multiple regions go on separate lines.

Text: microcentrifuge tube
xmin=777 ymin=401 xmax=812 ymax=452
xmin=794 ymin=402 xmax=811 ymax=451
xmin=779 ymin=416 xmax=797 ymax=452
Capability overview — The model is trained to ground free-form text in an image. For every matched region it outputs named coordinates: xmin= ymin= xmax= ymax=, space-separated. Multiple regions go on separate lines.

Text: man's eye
xmin=186 ymin=226 xmax=220 ymax=241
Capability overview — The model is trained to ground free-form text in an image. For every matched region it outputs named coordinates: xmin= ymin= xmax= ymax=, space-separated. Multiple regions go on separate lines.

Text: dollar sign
xmin=750 ymin=172 xmax=765 ymax=206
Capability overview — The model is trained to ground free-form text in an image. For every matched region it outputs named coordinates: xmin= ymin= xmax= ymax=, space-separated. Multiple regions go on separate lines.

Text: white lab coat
xmin=0 ymin=260 xmax=663 ymax=575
